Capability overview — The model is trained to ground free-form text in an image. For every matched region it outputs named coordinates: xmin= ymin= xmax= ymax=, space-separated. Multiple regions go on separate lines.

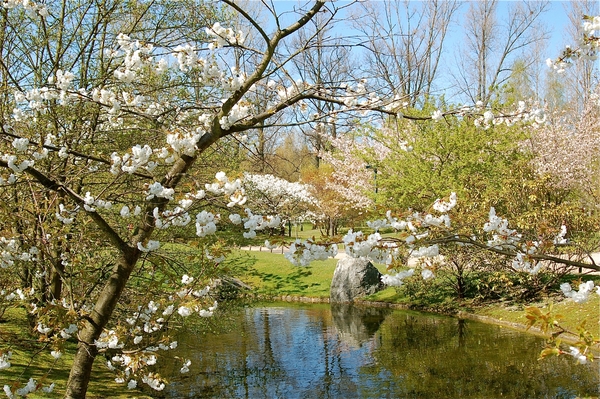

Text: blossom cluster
xmin=546 ymin=15 xmax=599 ymax=73
xmin=4 ymin=378 xmax=54 ymax=398
xmin=237 ymin=209 xmax=282 ymax=239
xmin=243 ymin=173 xmax=315 ymax=216
xmin=1 ymin=0 xmax=48 ymax=17
xmin=205 ymin=172 xmax=247 ymax=208
xmin=0 ymin=238 xmax=37 ymax=269
xmin=560 ymin=280 xmax=600 ymax=304
xmin=433 ymin=100 xmax=546 ymax=129
xmin=205 ymin=22 xmax=245 ymax=49
xmin=482 ymin=207 xmax=568 ymax=274
xmin=483 ymin=207 xmax=521 ymax=249
xmin=318 ymin=133 xmax=383 ymax=210
xmin=528 ymin=86 xmax=600 ymax=191
xmin=94 ymin=278 xmax=217 ymax=391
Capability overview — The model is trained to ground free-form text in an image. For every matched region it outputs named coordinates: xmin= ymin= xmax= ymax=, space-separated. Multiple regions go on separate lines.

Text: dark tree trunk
xmin=65 ymin=250 xmax=139 ymax=399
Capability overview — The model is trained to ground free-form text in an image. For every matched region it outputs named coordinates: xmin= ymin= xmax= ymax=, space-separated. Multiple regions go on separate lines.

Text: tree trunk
xmin=48 ymin=257 xmax=64 ymax=301
xmin=65 ymin=249 xmax=138 ymax=399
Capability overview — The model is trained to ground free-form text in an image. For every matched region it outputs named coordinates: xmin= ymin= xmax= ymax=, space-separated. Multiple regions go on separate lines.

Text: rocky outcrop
xmin=330 ymin=257 xmax=384 ymax=303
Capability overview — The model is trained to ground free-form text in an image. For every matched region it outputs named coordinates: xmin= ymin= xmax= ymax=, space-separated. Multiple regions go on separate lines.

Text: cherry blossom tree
xmin=242 ymin=172 xmax=315 ymax=236
xmin=527 ymin=85 xmax=600 ymax=202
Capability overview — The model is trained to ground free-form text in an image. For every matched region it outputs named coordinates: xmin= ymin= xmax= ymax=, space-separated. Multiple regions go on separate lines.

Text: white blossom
xmin=568 ymin=346 xmax=588 ymax=364
xmin=137 ymin=240 xmax=160 ymax=252
xmin=180 ymin=359 xmax=191 ymax=373
xmin=431 ymin=110 xmax=443 ymax=121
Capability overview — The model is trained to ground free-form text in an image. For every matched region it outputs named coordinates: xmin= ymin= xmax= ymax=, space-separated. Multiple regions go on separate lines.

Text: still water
xmin=158 ymin=303 xmax=599 ymax=398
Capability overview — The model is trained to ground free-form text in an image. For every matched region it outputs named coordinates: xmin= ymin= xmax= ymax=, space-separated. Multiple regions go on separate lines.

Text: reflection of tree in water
xmin=157 ymin=306 xmax=598 ymax=398
xmin=360 ymin=312 xmax=600 ymax=398
xmin=161 ymin=305 xmax=372 ymax=398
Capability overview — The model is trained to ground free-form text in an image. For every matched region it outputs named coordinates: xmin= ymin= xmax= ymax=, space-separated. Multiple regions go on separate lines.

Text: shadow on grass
xmin=250 ymin=267 xmax=314 ymax=293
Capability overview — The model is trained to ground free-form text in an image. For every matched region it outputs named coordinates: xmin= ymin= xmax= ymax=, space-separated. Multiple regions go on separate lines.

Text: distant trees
xmin=453 ymin=0 xmax=550 ymax=105
xmin=352 ymin=0 xmax=460 ymax=107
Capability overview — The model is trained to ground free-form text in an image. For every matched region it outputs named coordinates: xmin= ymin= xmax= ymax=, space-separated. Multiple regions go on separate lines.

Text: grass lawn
xmin=472 ymin=294 xmax=600 ymax=337
xmin=234 ymin=249 xmax=338 ymax=297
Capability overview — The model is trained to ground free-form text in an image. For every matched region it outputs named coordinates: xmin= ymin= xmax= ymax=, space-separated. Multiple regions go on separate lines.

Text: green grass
xmin=473 ymin=294 xmax=600 ymax=336
xmin=235 ymin=249 xmax=338 ymax=297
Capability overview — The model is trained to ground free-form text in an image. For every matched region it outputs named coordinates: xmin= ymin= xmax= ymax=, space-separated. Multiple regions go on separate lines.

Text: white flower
xmin=60 ymin=323 xmax=78 ymax=339
xmin=3 ymin=385 xmax=14 ymax=399
xmin=0 ymin=352 xmax=12 ymax=370
xmin=162 ymin=304 xmax=174 ymax=316
xmin=431 ymin=110 xmax=443 ymax=121
xmin=37 ymin=323 xmax=51 ymax=334
xmin=51 ymin=350 xmax=62 ymax=359
xmin=381 ymin=269 xmax=415 ymax=287
xmin=553 ymin=225 xmax=568 ymax=245
xmin=421 ymin=269 xmax=434 ymax=280
xmin=145 ymin=182 xmax=174 ymax=200
xmin=180 ymin=359 xmax=191 ymax=373
xmin=178 ymin=306 xmax=192 ymax=317
xmin=432 ymin=192 xmax=457 ymax=213
xmin=16 ymin=378 xmax=37 ymax=396
xmin=483 ymin=110 xmax=494 ymax=123
xmin=561 ymin=280 xmax=597 ymax=303
xmin=568 ymin=346 xmax=587 ymax=365
xmin=142 ymin=373 xmax=165 ymax=391
xmin=12 ymin=138 xmax=29 ymax=152
xmin=120 ymin=205 xmax=131 ymax=218
xmin=127 ymin=380 xmax=137 ymax=390
xmin=137 ymin=240 xmax=160 ymax=252
xmin=41 ymin=383 xmax=55 ymax=393
xmin=229 ymin=214 xmax=242 ymax=224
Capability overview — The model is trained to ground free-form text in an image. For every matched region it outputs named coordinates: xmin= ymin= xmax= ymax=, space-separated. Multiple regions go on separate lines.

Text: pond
xmin=157 ymin=303 xmax=599 ymax=398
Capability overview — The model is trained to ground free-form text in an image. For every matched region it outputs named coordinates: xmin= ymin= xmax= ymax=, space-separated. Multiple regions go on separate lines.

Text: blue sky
xmin=262 ymin=1 xmax=598 ymax=102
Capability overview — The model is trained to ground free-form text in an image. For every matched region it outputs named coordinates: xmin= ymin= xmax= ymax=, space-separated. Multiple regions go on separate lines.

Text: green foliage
xmin=470 ymin=270 xmax=558 ymax=302
xmin=373 ymin=114 xmax=527 ymax=215
xmin=396 ymin=269 xmax=462 ymax=313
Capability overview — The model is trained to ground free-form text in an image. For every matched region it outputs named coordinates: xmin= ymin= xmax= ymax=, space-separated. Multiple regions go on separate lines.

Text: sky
xmin=258 ymin=1 xmax=598 ymax=103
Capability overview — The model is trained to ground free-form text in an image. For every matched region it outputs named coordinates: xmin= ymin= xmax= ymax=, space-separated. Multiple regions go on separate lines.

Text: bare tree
xmin=352 ymin=0 xmax=460 ymax=107
xmin=561 ymin=0 xmax=600 ymax=110
xmin=453 ymin=0 xmax=550 ymax=106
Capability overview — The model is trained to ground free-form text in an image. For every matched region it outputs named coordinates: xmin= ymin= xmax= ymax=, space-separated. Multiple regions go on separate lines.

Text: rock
xmin=330 ymin=257 xmax=384 ymax=303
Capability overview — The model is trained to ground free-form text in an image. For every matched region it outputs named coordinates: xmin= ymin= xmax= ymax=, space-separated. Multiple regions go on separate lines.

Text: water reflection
xmin=330 ymin=303 xmax=391 ymax=348
xmin=155 ymin=303 xmax=599 ymax=399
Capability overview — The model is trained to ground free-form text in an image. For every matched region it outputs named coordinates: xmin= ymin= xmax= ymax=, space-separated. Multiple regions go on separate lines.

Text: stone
xmin=330 ymin=257 xmax=384 ymax=303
